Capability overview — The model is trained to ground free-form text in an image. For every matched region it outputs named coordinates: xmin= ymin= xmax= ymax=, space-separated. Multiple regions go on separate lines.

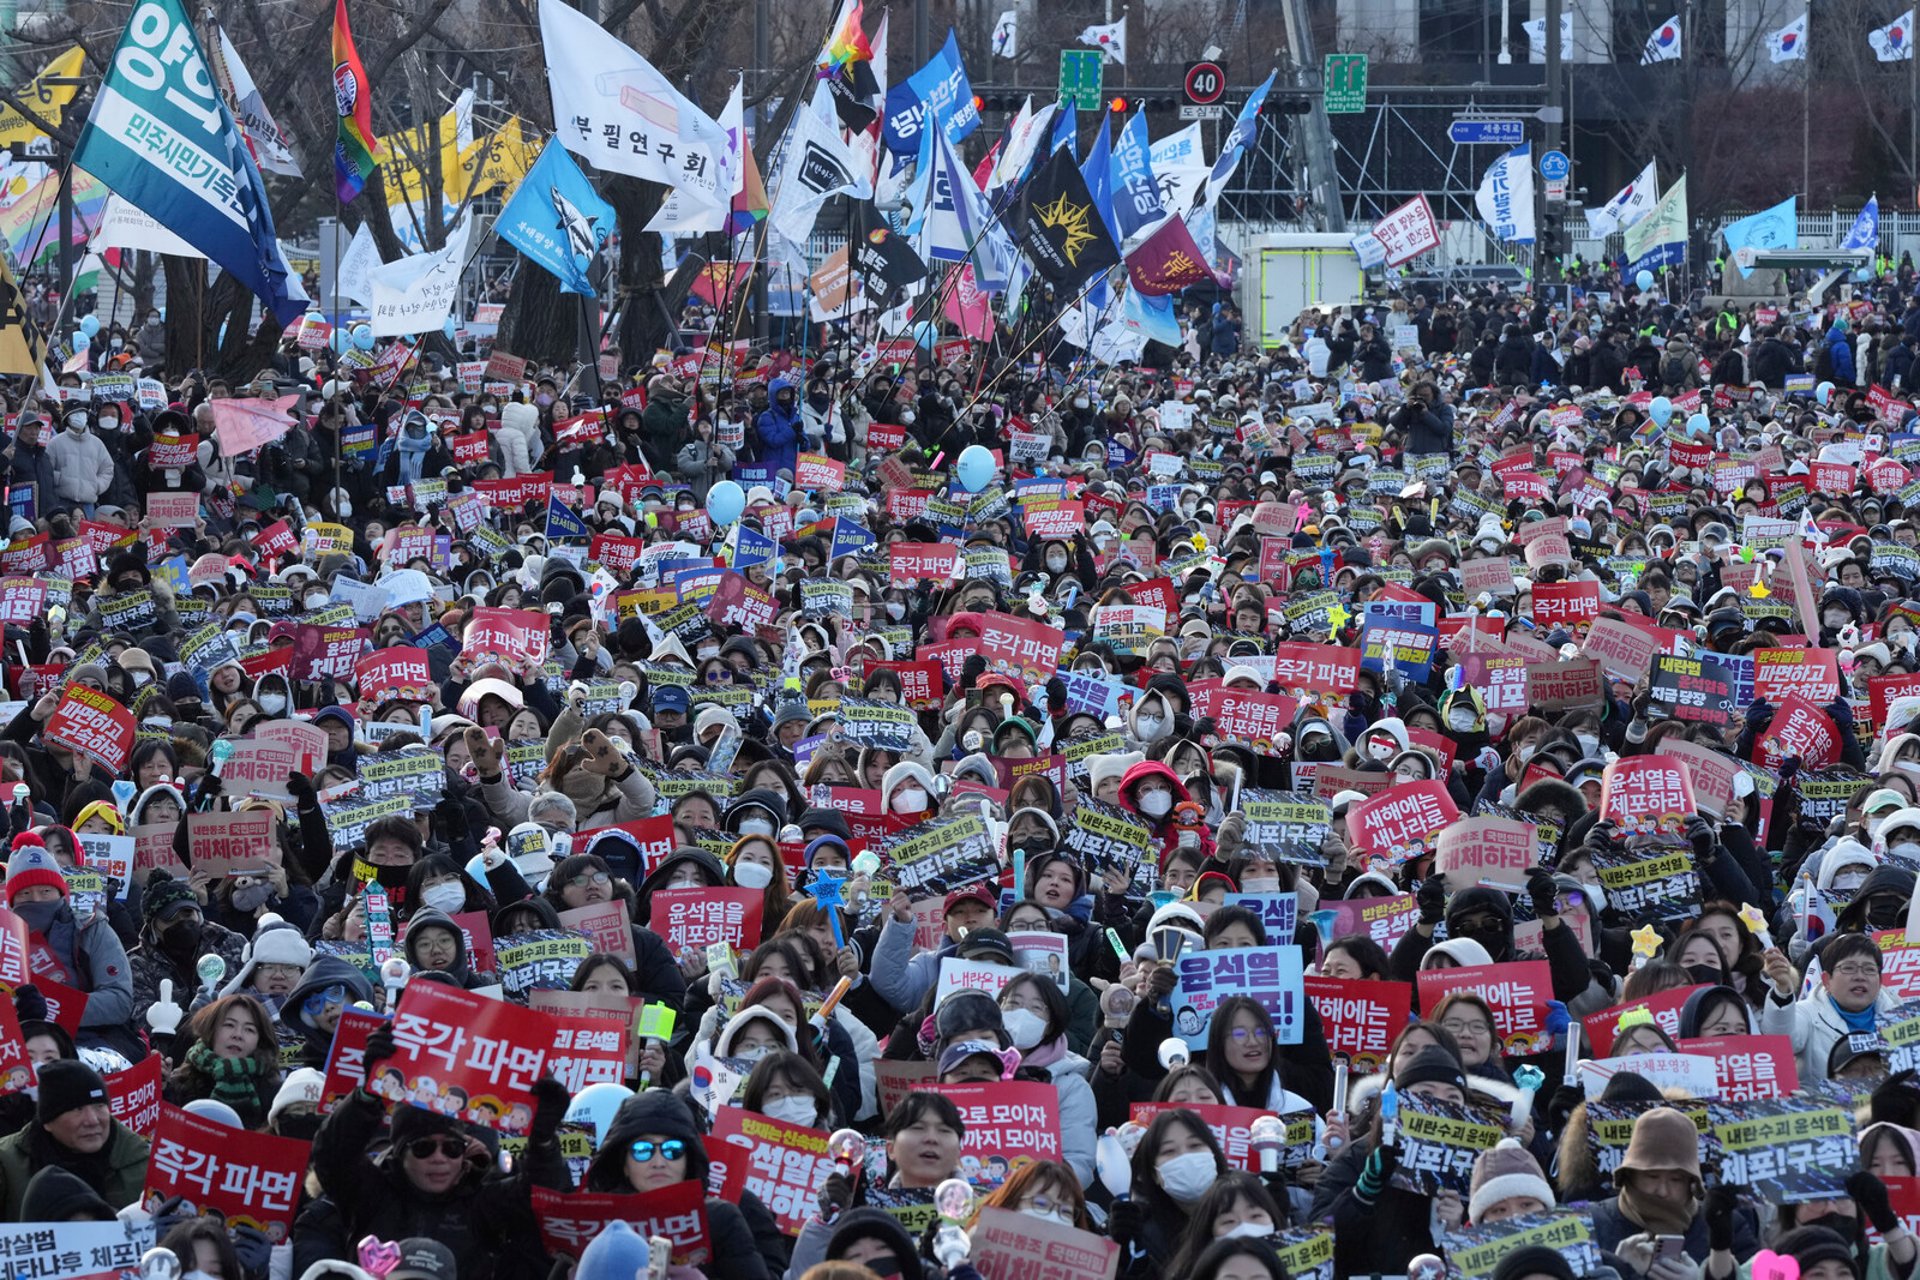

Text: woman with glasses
xmin=542 ymin=852 xmax=688 ymax=1015
xmin=585 ymin=1091 xmax=778 ymax=1280
xmin=1202 ymin=995 xmax=1316 ymax=1117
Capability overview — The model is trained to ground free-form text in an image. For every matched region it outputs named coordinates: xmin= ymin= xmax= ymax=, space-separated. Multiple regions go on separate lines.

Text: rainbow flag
xmin=817 ymin=0 xmax=879 ymax=130
xmin=332 ymin=0 xmax=381 ymax=202
xmin=818 ymin=0 xmax=874 ymax=74
xmin=725 ymin=141 xmax=768 ymax=237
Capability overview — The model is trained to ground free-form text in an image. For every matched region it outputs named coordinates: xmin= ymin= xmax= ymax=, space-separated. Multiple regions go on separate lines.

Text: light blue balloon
xmin=78 ymin=315 xmax=99 ymax=338
xmin=706 ymin=479 xmax=745 ymax=527
xmin=1648 ymin=396 xmax=1673 ymax=427
xmin=329 ymin=328 xmax=350 ymax=355
xmin=1686 ymin=412 xmax=1710 ymax=437
xmin=443 ymin=317 xmax=457 ymax=339
xmin=351 ymin=324 xmax=375 ymax=351
xmin=1635 ymin=269 xmax=1654 ymax=290
xmin=911 ymin=320 xmax=939 ymax=349
xmin=71 ymin=330 xmax=87 ymax=350
xmin=1817 ymin=380 xmax=1835 ymax=407
xmin=956 ymin=444 xmax=995 ymax=493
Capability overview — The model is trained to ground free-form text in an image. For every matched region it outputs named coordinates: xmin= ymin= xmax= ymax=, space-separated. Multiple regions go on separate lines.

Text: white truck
xmin=1250 ymin=233 xmax=1366 ymax=349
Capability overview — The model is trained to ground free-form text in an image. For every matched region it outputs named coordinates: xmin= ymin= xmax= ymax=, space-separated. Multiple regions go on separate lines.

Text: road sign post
xmin=1059 ymin=50 xmax=1104 ymax=111
xmin=1323 ymin=52 xmax=1368 ymax=114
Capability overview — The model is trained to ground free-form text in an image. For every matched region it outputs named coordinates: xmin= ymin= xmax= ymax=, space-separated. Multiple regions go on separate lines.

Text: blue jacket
xmin=1827 ymin=324 xmax=1856 ymax=386
xmin=754 ymin=376 xmax=803 ymax=476
xmin=1210 ymin=311 xmax=1240 ymax=358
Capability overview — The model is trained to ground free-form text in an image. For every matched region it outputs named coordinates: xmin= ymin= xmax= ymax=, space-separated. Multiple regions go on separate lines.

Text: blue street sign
xmin=1448 ymin=118 xmax=1526 ymax=146
xmin=1540 ymin=149 xmax=1571 ymax=180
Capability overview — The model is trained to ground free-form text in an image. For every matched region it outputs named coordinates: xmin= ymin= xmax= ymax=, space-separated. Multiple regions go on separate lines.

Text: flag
xmin=1624 ymin=175 xmax=1688 ymax=276
xmin=1080 ymin=18 xmax=1127 ymax=64
xmin=0 ymin=254 xmax=47 ymax=376
xmin=1521 ymin=12 xmax=1571 ymax=62
xmin=1583 ymin=159 xmax=1658 ymax=237
xmin=849 ymin=200 xmax=928 ymax=292
xmin=881 ymin=32 xmax=980 ymax=156
xmin=1641 ymin=15 xmax=1683 ymax=62
xmin=768 ymin=91 xmax=871 ymax=246
xmin=1110 ymin=110 xmax=1162 ymax=245
xmin=368 ymin=216 xmax=471 ymax=336
xmin=993 ymin=99 xmax=1056 ymax=193
xmin=383 ymin=93 xmax=473 ymax=205
xmin=1080 ymin=113 xmax=1120 ymax=246
xmin=1208 ymin=70 xmax=1276 ymax=207
xmin=337 ymin=221 xmax=381 ymax=306
xmin=817 ymin=0 xmax=880 ymax=132
xmin=1013 ymin=147 xmax=1120 ymax=291
xmin=1124 ymin=214 xmax=1214 ymax=295
xmin=918 ymin=121 xmax=1013 ymax=288
xmin=647 ymin=78 xmax=746 ymax=236
xmin=1051 ymin=103 xmax=1079 ymax=160
xmin=496 ymin=139 xmax=614 ymax=295
xmin=212 ymin=27 xmax=301 ymax=177
xmin=1118 ymin=283 xmax=1181 ymax=347
xmin=993 ymin=10 xmax=1018 ymax=58
xmin=1843 ymin=195 xmax=1881 ymax=251
xmin=830 ymin=517 xmax=874 ymax=560
xmin=545 ymin=494 xmax=592 ymax=540
xmin=73 ymin=0 xmax=304 ymax=324
xmin=1475 ymin=144 xmax=1536 ymax=243
xmin=1769 ymin=13 xmax=1808 ymax=61
xmin=333 ymin=0 xmax=381 ymax=202
xmin=1722 ymin=195 xmax=1798 ymax=276
xmin=0 ymin=47 xmax=87 ymax=152
xmin=94 ymin=194 xmax=203 ymax=258
xmin=541 ymin=0 xmax=730 ymax=207
xmin=1872 ymin=10 xmax=1916 ymax=60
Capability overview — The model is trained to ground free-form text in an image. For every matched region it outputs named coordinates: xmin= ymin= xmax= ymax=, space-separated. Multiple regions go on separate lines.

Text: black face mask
xmin=1868 ymin=896 xmax=1905 ymax=930
xmin=160 ymin=919 xmax=201 ymax=954
xmin=373 ymin=861 xmax=413 ymax=892
xmin=1455 ymin=918 xmax=1510 ymax=960
xmin=1686 ymin=964 xmax=1724 ymax=988
xmin=1800 ymin=1211 xmax=1859 ymax=1242
xmin=276 ymin=1113 xmax=323 ymax=1142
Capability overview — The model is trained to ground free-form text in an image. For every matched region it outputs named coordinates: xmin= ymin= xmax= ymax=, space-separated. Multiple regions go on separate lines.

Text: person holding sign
xmin=1109 ymin=1109 xmax=1234 ymax=1280
xmin=1590 ymin=1107 xmax=1757 ymax=1276
xmin=5 ymin=842 xmax=139 ymax=1062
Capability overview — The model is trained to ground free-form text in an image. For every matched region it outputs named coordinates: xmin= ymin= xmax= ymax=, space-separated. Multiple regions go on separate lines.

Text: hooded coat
xmin=402 ymin=908 xmax=489 ymax=989
xmin=1390 ymin=885 xmax=1595 ymax=1008
xmin=282 ymin=955 xmax=378 ymax=1068
xmin=754 ymin=377 xmax=803 ymax=477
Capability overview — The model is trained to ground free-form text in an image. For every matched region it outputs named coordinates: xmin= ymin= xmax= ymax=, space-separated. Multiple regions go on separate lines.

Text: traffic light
xmin=972 ymin=95 xmax=985 ymax=113
xmin=1273 ymin=95 xmax=1312 ymax=115
xmin=1109 ymin=96 xmax=1128 ymax=112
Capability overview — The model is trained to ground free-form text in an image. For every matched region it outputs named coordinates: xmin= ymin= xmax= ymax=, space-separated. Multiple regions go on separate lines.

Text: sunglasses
xmin=629 ymin=1139 xmax=686 ymax=1163
xmin=406 ymin=1136 xmax=467 ymax=1160
xmin=704 ymin=670 xmax=733 ymax=683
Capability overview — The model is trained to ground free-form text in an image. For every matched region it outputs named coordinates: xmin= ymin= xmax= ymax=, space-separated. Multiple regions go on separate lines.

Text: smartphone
xmin=1654 ymin=1235 xmax=1687 ymax=1264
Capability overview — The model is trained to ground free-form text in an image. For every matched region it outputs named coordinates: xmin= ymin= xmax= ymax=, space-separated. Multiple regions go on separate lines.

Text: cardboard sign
xmin=646 ymin=887 xmax=764 ymax=959
xmin=970 ymin=1208 xmax=1120 ymax=1280
xmin=131 ymin=822 xmax=187 ymax=884
xmin=144 ymin=1104 xmax=310 ymax=1234
xmin=1304 ymin=975 xmax=1413 ymax=1074
xmin=703 ymin=1106 xmax=834 ymax=1236
xmin=1677 ymin=1034 xmax=1802 ymax=1102
xmin=1598 ymin=757 xmax=1697 ymax=836
xmin=1525 ymin=658 xmax=1605 ymax=712
xmin=42 ymin=686 xmax=136 ymax=774
xmin=926 ymin=1081 xmax=1064 ymax=1188
xmin=1417 ymin=960 xmax=1554 ymax=1054
xmin=531 ymin=1183 xmax=709 ymax=1264
xmin=1168 ymin=945 xmax=1306 ymax=1048
xmin=1435 ymin=816 xmax=1536 ymax=891
xmin=185 ymin=809 xmax=278 ymax=877
xmin=1345 ymin=780 xmax=1459 ymax=867
xmin=1387 ymin=1092 xmax=1508 ymax=1194
xmin=1582 ymin=617 xmax=1661 ymax=681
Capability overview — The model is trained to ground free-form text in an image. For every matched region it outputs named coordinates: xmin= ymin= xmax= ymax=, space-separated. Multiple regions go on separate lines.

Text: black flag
xmin=849 ymin=201 xmax=929 ymax=292
xmin=1012 ymin=147 xmax=1120 ymax=292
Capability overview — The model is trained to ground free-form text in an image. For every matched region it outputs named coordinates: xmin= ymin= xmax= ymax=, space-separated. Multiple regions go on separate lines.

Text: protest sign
xmin=354 ymin=751 xmax=446 ymax=808
xmin=145 ymin=1104 xmax=309 ymax=1235
xmin=1304 ymin=975 xmax=1413 ymax=1074
xmin=1358 ymin=618 xmax=1438 ymax=680
xmin=1582 ymin=985 xmax=1711 ymax=1054
xmin=355 ymin=647 xmax=433 ymax=706
xmin=877 ymin=813 xmax=999 ymax=895
xmin=970 ymin=1208 xmax=1120 ymax=1280
xmin=318 ymin=1007 xmax=385 ymax=1112
xmin=462 ymin=607 xmax=551 ymax=669
xmin=927 ymin=1081 xmax=1064 ymax=1189
xmin=1531 ymin=581 xmax=1601 ymax=630
xmin=493 ymin=930 xmax=594 ymax=998
xmin=1388 ymin=1092 xmax=1508 ymax=1194
xmin=1599 ymin=757 xmax=1697 ymax=836
xmin=1441 ymin=1210 xmax=1602 ymax=1280
xmin=1237 ymin=792 xmax=1330 ymax=866
xmin=1582 ymin=617 xmax=1661 ymax=680
xmin=1169 ymin=945 xmax=1306 ymax=1048
xmin=874 ymin=1060 xmax=940 ymax=1117
xmin=703 ymin=1106 xmax=834 ymax=1236
xmin=292 ymin=624 xmax=369 ymax=681
xmin=1269 ymin=642 xmax=1361 ymax=693
xmin=131 ymin=822 xmax=187 ymax=884
xmin=1657 ymin=739 xmax=1740 ymax=816
xmin=105 ymin=1052 xmax=164 ymax=1139
xmin=1127 ymin=1101 xmax=1309 ymax=1172
xmin=646 ymin=887 xmax=763 ymax=959
xmin=1584 ymin=1099 xmax=1716 ymax=1189
xmin=1188 ymin=685 xmax=1297 ymax=751
xmin=0 ymin=1221 xmax=154 ymax=1280
xmin=1577 ymin=1053 xmax=1719 ymax=1099
xmin=1434 ymin=817 xmax=1536 ymax=891
xmin=531 ymin=1183 xmax=709 ymax=1264
xmin=1525 ymin=658 xmax=1605 ymax=711
xmin=1345 ymin=781 xmax=1459 ymax=868
xmin=936 ymin=957 xmax=1025 ymax=1007
xmin=1757 ymin=693 xmax=1842 ymax=769
xmin=1754 ymin=647 xmax=1844 ymax=705
xmin=1221 ymin=893 xmax=1301 ymax=943
xmin=1707 ymin=1096 xmax=1854 ymax=1202
xmin=42 ymin=686 xmax=135 ymax=774
xmin=1677 ymin=1034 xmax=1801 ymax=1101
xmin=1417 ymin=960 xmax=1554 ymax=1054
xmin=1590 ymin=843 xmax=1699 ymax=920
xmin=557 ymin=899 xmax=639 ymax=965
xmin=185 ymin=809 xmax=277 ymax=878
xmin=1315 ymin=894 xmax=1421 ymax=956
xmin=1009 ymin=930 xmax=1070 ymax=987
xmin=838 ymin=696 xmax=919 ymax=752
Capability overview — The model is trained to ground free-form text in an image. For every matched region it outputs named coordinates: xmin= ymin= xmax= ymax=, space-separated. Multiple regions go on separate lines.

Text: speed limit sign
xmin=1184 ymin=61 xmax=1226 ymax=105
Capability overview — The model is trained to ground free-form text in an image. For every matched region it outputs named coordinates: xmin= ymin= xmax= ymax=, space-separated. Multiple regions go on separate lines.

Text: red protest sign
xmin=1757 ymin=692 xmax=1840 ymax=768
xmin=963 ymin=611 xmax=1066 ymax=684
xmin=0 ymin=998 xmax=30 ymax=1096
xmin=186 ymin=810 xmax=277 ymax=877
xmin=1434 ymin=816 xmax=1536 ymax=891
xmin=144 ymin=1103 xmax=310 ymax=1234
xmin=1674 ymin=1034 xmax=1800 ymax=1101
xmin=354 ymin=646 xmax=433 ymax=706
xmin=533 ymin=1183 xmax=710 ymax=1263
xmin=558 ymin=900 xmax=637 ymax=965
xmin=217 ymin=739 xmax=306 ymax=803
xmin=1526 ymin=658 xmax=1606 ymax=712
xmin=1190 ymin=686 xmax=1298 ymax=753
xmin=319 ymin=1007 xmax=385 ymax=1113
xmin=1530 ymin=581 xmax=1601 ymax=630
xmin=1417 ymin=960 xmax=1554 ymax=1055
xmin=868 ymin=660 xmax=944 ymax=711
xmin=1656 ymin=739 xmax=1740 ymax=817
xmin=1344 ymin=780 xmax=1459 ymax=867
xmin=889 ymin=542 xmax=964 ymax=586
xmin=793 ymin=452 xmax=847 ymax=492
xmin=1270 ymin=643 xmax=1360 ymax=694
xmin=251 ymin=520 xmax=298 ymax=559
xmin=43 ymin=687 xmax=136 ymax=775
xmin=926 ymin=1081 xmax=1063 ymax=1187
xmin=1128 ymin=1102 xmax=1285 ymax=1172
xmin=1582 ymin=617 xmax=1661 ymax=681
xmin=463 ymin=607 xmax=551 ymax=670
xmin=149 ymin=434 xmax=198 ymax=470
xmin=291 ymin=624 xmax=368 ymax=682
xmin=449 ymin=432 xmax=489 ymax=467
xmin=1812 ymin=462 xmax=1857 ymax=495
xmin=1582 ymin=985 xmax=1710 ymax=1055
xmin=1753 ymin=647 xmax=1843 ymax=705
xmin=647 ymin=887 xmax=765 ymax=959
xmin=1871 ymin=673 xmax=1920 ymax=731
xmin=704 ymin=1106 xmax=833 ymax=1236
xmin=1598 ymin=757 xmax=1697 ymax=836
xmin=105 ymin=1053 xmax=163 ymax=1139
xmin=1304 ymin=975 xmax=1413 ymax=1074
xmin=971 ymin=1208 xmax=1121 ymax=1280
xmin=132 ymin=822 xmax=187 ymax=885
xmin=589 ymin=534 xmax=648 ymax=575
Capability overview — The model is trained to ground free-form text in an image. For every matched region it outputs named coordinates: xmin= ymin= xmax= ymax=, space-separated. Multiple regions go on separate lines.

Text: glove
xmin=146 ymin=980 xmax=183 ymax=1035
xmin=12 ymin=983 xmax=46 ymax=1024
xmin=362 ymin=1022 xmax=398 ymax=1073
xmin=1355 ymin=1141 xmax=1399 ymax=1200
xmin=230 ymin=1225 xmax=272 ymax=1280
xmin=286 ymin=773 xmax=316 ymax=808
xmin=1744 ymin=698 xmax=1775 ymax=734
xmin=959 ymin=655 xmax=988 ymax=686
xmin=1872 ymin=1068 xmax=1920 ymax=1126
xmin=816 ymin=1171 xmax=854 ymax=1221
xmin=1545 ymin=1083 xmax=1583 ymax=1131
xmin=148 ymin=1194 xmax=197 ymax=1239
xmin=1416 ymin=872 xmax=1449 ymax=926
xmin=1849 ymin=1170 xmax=1902 ymax=1234
xmin=1105 ymin=1197 xmax=1142 ymax=1245
xmin=530 ymin=1074 xmax=571 ymax=1144
xmin=434 ymin=799 xmax=470 ymax=842
xmin=1525 ymin=867 xmax=1559 ymax=921
xmin=1685 ymin=814 xmax=1717 ymax=864
xmin=1829 ymin=697 xmax=1855 ymax=730
xmin=1705 ymin=1184 xmax=1741 ymax=1252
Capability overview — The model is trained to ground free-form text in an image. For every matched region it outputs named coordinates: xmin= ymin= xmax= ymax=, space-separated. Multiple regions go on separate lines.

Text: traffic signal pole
xmin=1279 ymin=0 xmax=1346 ymax=231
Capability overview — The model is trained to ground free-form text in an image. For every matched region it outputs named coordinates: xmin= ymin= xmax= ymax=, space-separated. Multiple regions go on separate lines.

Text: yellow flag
xmin=0 ymin=47 xmax=87 ymax=151
xmin=380 ymin=101 xmax=469 ymax=204
xmin=0 ymin=255 xmax=48 ymax=377
xmin=462 ymin=118 xmax=537 ymax=200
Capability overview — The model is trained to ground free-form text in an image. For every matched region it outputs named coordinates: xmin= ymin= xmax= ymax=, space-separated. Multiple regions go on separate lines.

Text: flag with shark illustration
xmin=495 ymin=138 xmax=615 ymax=295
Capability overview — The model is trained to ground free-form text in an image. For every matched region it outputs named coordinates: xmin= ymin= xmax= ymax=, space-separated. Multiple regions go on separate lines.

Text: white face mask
xmin=760 ymin=1094 xmax=818 ymax=1128
xmin=1156 ymin=1151 xmax=1216 ymax=1203
xmin=886 ymin=600 xmax=906 ymax=620
xmin=421 ymin=882 xmax=466 ymax=914
xmin=738 ymin=819 xmax=775 ymax=838
xmin=893 ymin=788 xmax=928 ymax=815
xmin=1832 ymin=871 xmax=1868 ymax=894
xmin=1892 ymin=843 xmax=1920 ymax=862
xmin=1222 ymin=1221 xmax=1272 ymax=1241
xmin=1517 ymin=743 xmax=1537 ymax=763
xmin=1002 ymin=1007 xmax=1047 ymax=1050
xmin=1448 ymin=708 xmax=1476 ymax=731
xmin=1046 ymin=554 xmax=1068 ymax=573
xmin=733 ymin=859 xmax=775 ymax=890
xmin=1242 ymin=877 xmax=1281 ymax=894
xmin=257 ymin=693 xmax=286 ymax=714
xmin=305 ymin=593 xmax=328 ymax=610
xmin=1139 ymin=790 xmax=1173 ymax=818
xmin=732 ymin=1043 xmax=773 ymax=1066
xmin=1575 ymin=733 xmax=1600 ymax=757
xmin=1074 ymin=396 xmax=1090 ymax=410
xmin=1136 ymin=715 xmax=1166 ymax=741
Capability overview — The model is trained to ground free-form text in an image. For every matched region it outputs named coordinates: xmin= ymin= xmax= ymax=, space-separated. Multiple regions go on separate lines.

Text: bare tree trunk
xmin=496 ymin=264 xmax=576 ymax=365
xmin=609 ymin=176 xmax=671 ymax=372
xmin=160 ymin=255 xmax=209 ymax=381
xmin=131 ymin=252 xmax=156 ymax=326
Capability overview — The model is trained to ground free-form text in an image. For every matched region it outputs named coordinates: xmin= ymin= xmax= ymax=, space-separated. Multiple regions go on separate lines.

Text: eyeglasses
xmin=629 ymin=1139 xmax=686 ymax=1163
xmin=1832 ymin=962 xmax=1882 ymax=979
xmin=406 ymin=1136 xmax=467 ymax=1160
xmin=1439 ymin=1019 xmax=1491 ymax=1038
xmin=1228 ymin=1025 xmax=1272 ymax=1042
xmin=567 ymin=872 xmax=611 ymax=889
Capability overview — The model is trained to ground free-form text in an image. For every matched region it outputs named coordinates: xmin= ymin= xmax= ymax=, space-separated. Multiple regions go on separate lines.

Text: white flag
xmin=212 ymin=27 xmax=301 ymax=177
xmin=1080 ymin=18 xmax=1126 ymax=64
xmin=1641 ymin=14 xmax=1683 ymax=62
xmin=1522 ymin=13 xmax=1572 ymax=62
xmin=993 ymin=9 xmax=1018 ymax=58
xmin=1768 ymin=13 xmax=1808 ymax=61
xmin=991 ymin=97 xmax=1057 ymax=193
xmin=1474 ymin=143 xmax=1536 ymax=244
xmin=1584 ymin=159 xmax=1659 ymax=237
xmin=337 ymin=222 xmax=382 ymax=307
xmin=93 ymin=194 xmax=203 ymax=258
xmin=540 ymin=0 xmax=730 ymax=207
xmin=767 ymin=89 xmax=870 ymax=246
xmin=368 ymin=217 xmax=472 ymax=337
xmin=1872 ymin=9 xmax=1915 ymax=60
xmin=646 ymin=77 xmax=745 ymax=236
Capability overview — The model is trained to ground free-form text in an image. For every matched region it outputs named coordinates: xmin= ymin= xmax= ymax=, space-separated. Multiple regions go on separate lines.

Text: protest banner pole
xmin=947 ymin=269 xmax=1113 ymax=430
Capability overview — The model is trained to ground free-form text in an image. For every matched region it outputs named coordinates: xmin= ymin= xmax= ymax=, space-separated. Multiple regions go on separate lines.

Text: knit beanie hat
xmin=1393 ymin=1045 xmax=1468 ymax=1094
xmin=141 ymin=870 xmax=198 ymax=930
xmin=1618 ymin=1106 xmax=1704 ymax=1192
xmin=270 ymin=1068 xmax=325 ymax=1124
xmin=1770 ymin=1227 xmax=1861 ymax=1279
xmin=1491 ymin=1246 xmax=1577 ymax=1280
xmin=36 ymin=1059 xmax=107 ymax=1124
xmin=4 ymin=845 xmax=67 ymax=906
xmin=1468 ymin=1138 xmax=1556 ymax=1222
xmin=934 ymin=989 xmax=1004 ymax=1042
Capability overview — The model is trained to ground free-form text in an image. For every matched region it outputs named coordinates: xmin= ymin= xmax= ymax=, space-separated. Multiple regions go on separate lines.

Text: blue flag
xmin=1120 ymin=285 xmax=1180 ymax=347
xmin=831 ymin=516 xmax=875 ymax=561
xmin=1723 ymin=195 xmax=1798 ymax=276
xmin=1080 ymin=112 xmax=1120 ymax=244
xmin=1050 ymin=103 xmax=1079 ymax=160
xmin=882 ymin=32 xmax=980 ymax=155
xmin=1208 ymin=69 xmax=1276 ymax=203
xmin=730 ymin=524 xmax=778 ymax=569
xmin=73 ymin=0 xmax=304 ymax=324
xmin=545 ymin=495 xmax=592 ymax=540
xmin=1110 ymin=110 xmax=1162 ymax=244
xmin=497 ymin=139 xmax=615 ymax=295
xmin=1843 ymin=196 xmax=1881 ymax=251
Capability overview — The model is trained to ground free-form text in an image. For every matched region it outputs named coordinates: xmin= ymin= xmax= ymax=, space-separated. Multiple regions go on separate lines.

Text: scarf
xmin=185 ymin=1042 xmax=265 ymax=1108
xmin=26 ymin=1122 xmax=114 ymax=1192
xmin=1617 ymin=1177 xmax=1698 ymax=1236
xmin=1022 ymin=1034 xmax=1068 ymax=1071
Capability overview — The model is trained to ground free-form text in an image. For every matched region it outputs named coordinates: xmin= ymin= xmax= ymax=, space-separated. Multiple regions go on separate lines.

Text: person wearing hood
xmin=309 ymin=1021 xmax=571 ymax=1280
xmin=281 ymin=954 xmax=378 ymax=1068
xmin=402 ymin=908 xmax=490 ymax=989
xmin=1676 ymin=984 xmax=1755 ymax=1039
xmin=2 ymin=843 xmax=139 ymax=1062
xmin=585 ymin=1090 xmax=776 ymax=1280
xmin=640 ymin=374 xmax=690 ymax=471
xmin=1762 ymin=930 xmax=1902 ymax=1080
xmin=0 ymin=1060 xmax=147 ymax=1218
xmin=755 ymin=377 xmax=803 ymax=478
xmin=1392 ymin=869 xmax=1596 ymax=1008
xmin=1116 ymin=760 xmax=1212 ymax=868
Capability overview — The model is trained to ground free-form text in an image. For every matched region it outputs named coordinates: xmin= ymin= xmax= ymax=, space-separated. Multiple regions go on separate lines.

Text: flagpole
xmin=1803 ymin=55 xmax=1810 ymax=206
